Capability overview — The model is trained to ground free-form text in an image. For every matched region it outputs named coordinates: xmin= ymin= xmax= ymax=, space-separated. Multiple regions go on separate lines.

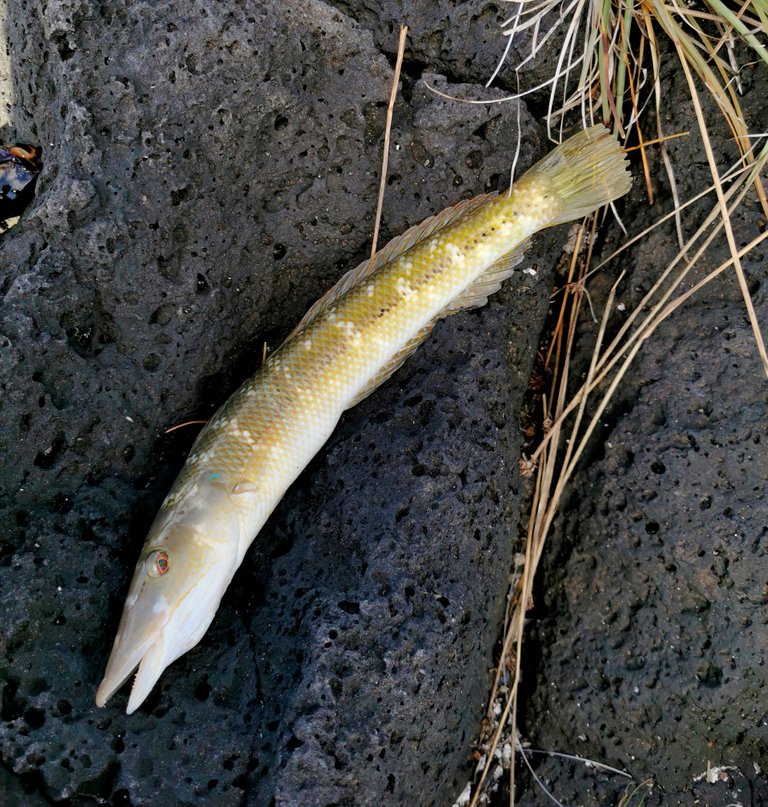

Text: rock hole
xmin=34 ymin=433 xmax=66 ymax=469
xmin=194 ymin=677 xmax=211 ymax=701
xmin=24 ymin=707 xmax=45 ymax=729
xmin=285 ymin=735 xmax=304 ymax=752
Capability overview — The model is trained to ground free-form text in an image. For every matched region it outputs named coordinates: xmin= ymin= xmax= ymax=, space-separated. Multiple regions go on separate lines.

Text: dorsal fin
xmin=287 ymin=191 xmax=498 ymax=340
xmin=345 ymin=237 xmax=532 ymax=410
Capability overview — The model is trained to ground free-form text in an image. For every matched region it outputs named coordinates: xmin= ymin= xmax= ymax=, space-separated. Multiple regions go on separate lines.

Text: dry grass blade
xmin=467 ymin=121 xmax=768 ymax=807
xmin=468 ymin=192 xmax=766 ymax=806
xmin=650 ymin=0 xmax=768 ymax=215
xmin=164 ymin=420 xmax=207 ymax=434
xmin=516 ymin=741 xmax=566 ymax=806
xmin=370 ymin=25 xmax=408 ymax=259
xmin=488 ymin=0 xmax=768 ymax=212
xmin=469 ymin=222 xmax=624 ymax=807
xmin=521 ymin=746 xmax=633 ymax=778
xmin=674 ymin=50 xmax=768 ymax=377
xmin=618 ymin=778 xmax=654 ymax=806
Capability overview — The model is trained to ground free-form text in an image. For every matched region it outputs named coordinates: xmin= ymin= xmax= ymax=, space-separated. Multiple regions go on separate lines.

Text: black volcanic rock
xmin=0 ymin=1 xmax=551 ymax=803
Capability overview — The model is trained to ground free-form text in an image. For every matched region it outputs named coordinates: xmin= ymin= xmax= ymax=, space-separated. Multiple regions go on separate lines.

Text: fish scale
xmin=96 ymin=125 xmax=631 ymax=713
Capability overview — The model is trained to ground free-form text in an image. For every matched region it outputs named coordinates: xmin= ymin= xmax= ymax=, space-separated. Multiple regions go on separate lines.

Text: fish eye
xmin=146 ymin=549 xmax=171 ymax=577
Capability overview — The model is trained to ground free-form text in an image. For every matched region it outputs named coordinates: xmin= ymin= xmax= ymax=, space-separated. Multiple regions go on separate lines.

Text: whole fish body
xmin=96 ymin=125 xmax=631 ymax=713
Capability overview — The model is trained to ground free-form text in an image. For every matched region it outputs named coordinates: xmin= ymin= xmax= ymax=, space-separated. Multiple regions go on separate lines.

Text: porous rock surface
xmin=0 ymin=1 xmax=553 ymax=804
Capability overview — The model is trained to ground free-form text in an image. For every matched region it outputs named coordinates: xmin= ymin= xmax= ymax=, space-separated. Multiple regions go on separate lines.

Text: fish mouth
xmin=95 ymin=587 xmax=180 ymax=714
xmin=95 ymin=572 xmax=227 ymax=713
xmin=95 ymin=630 xmax=171 ymax=714
xmin=95 ymin=534 xmax=237 ymax=713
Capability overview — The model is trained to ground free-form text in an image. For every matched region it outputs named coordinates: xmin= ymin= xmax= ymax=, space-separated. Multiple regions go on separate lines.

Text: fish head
xmin=95 ymin=475 xmax=245 ymax=713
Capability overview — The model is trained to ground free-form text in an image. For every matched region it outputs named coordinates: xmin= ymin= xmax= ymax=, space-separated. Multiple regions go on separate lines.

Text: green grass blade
xmin=706 ymin=0 xmax=768 ymax=67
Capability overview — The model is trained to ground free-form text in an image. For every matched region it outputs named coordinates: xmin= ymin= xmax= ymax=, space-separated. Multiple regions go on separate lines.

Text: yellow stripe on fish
xmin=96 ymin=125 xmax=631 ymax=713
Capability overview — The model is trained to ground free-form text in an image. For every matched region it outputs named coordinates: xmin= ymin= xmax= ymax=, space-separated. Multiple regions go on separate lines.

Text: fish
xmin=95 ymin=125 xmax=631 ymax=713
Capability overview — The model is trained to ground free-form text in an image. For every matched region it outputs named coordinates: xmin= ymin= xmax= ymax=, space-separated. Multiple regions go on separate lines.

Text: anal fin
xmin=345 ymin=323 xmax=438 ymax=410
xmin=444 ymin=237 xmax=530 ymax=314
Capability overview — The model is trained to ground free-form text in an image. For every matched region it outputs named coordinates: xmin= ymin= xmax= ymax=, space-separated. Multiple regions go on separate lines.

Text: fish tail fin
xmin=526 ymin=125 xmax=632 ymax=226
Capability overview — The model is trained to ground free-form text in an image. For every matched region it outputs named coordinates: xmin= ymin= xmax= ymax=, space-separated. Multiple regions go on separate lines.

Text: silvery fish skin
xmin=96 ymin=125 xmax=631 ymax=713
